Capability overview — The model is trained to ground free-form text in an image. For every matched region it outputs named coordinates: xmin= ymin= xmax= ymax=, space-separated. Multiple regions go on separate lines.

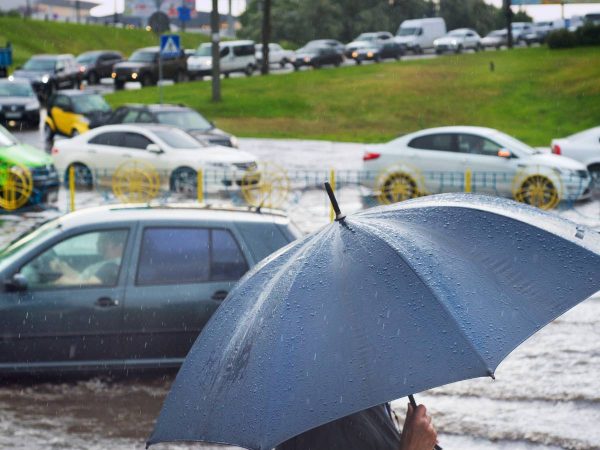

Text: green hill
xmin=106 ymin=46 xmax=600 ymax=146
xmin=0 ymin=17 xmax=208 ymax=69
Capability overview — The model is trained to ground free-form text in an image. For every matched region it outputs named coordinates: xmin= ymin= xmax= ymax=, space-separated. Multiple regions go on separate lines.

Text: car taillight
xmin=51 ymin=147 xmax=59 ymax=155
xmin=552 ymin=144 xmax=561 ymax=155
xmin=363 ymin=152 xmax=380 ymax=161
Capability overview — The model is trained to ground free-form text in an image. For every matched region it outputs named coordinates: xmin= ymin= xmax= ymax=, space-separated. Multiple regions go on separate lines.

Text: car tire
xmin=170 ymin=167 xmax=197 ymax=197
xmin=334 ymin=59 xmax=341 ymax=67
xmin=455 ymin=45 xmax=463 ymax=54
xmin=414 ymin=46 xmax=422 ymax=55
xmin=87 ymin=71 xmax=99 ymax=85
xmin=245 ymin=64 xmax=254 ymax=76
xmin=65 ymin=163 xmax=93 ymax=190
xmin=44 ymin=123 xmax=54 ymax=142
xmin=378 ymin=172 xmax=419 ymax=204
xmin=280 ymin=59 xmax=287 ymax=68
xmin=141 ymin=73 xmax=154 ymax=87
xmin=514 ymin=175 xmax=559 ymax=210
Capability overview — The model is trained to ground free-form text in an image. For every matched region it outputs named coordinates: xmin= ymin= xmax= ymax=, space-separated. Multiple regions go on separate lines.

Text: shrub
xmin=547 ymin=24 xmax=600 ymax=49
xmin=547 ymin=29 xmax=578 ymax=48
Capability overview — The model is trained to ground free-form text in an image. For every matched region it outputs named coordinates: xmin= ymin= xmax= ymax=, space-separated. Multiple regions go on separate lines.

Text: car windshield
xmin=129 ymin=51 xmax=157 ymax=62
xmin=398 ymin=27 xmax=419 ymax=36
xmin=156 ymin=110 xmax=212 ymax=131
xmin=0 ymin=125 xmax=18 ymax=146
xmin=22 ymin=58 xmax=56 ymax=71
xmin=72 ymin=94 xmax=111 ymax=114
xmin=76 ymin=53 xmax=98 ymax=64
xmin=355 ymin=33 xmax=377 ymax=41
xmin=194 ymin=45 xmax=212 ymax=57
xmin=153 ymin=129 xmax=201 ymax=148
xmin=493 ymin=131 xmax=537 ymax=155
xmin=0 ymin=81 xmax=35 ymax=97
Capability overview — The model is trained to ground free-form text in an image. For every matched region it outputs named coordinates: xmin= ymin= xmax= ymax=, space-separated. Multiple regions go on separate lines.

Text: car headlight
xmin=25 ymin=101 xmax=39 ymax=111
xmin=230 ymin=136 xmax=239 ymax=148
xmin=41 ymin=75 xmax=50 ymax=83
xmin=553 ymin=168 xmax=581 ymax=179
xmin=367 ymin=51 xmax=374 ymax=58
xmin=304 ymin=57 xmax=310 ymax=63
xmin=203 ymin=60 xmax=212 ymax=67
xmin=111 ymin=72 xmax=116 ymax=79
xmin=352 ymin=51 xmax=358 ymax=58
xmin=131 ymin=72 xmax=138 ymax=79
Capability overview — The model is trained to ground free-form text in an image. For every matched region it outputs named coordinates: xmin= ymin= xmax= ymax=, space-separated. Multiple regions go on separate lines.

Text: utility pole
xmin=211 ymin=0 xmax=221 ymax=102
xmin=504 ymin=0 xmax=513 ymax=49
xmin=228 ymin=0 xmax=235 ymax=37
xmin=75 ymin=0 xmax=81 ymax=23
xmin=261 ymin=0 xmax=271 ymax=75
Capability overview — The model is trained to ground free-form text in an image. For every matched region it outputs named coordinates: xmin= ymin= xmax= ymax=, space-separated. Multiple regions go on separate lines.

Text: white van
xmin=187 ymin=40 xmax=257 ymax=79
xmin=395 ymin=18 xmax=446 ymax=53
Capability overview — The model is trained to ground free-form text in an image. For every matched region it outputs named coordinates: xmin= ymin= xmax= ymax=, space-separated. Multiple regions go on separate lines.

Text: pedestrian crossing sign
xmin=160 ymin=35 xmax=181 ymax=58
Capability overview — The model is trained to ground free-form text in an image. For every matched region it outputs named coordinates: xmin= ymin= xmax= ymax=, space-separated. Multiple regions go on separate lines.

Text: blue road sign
xmin=177 ymin=6 xmax=191 ymax=22
xmin=160 ymin=34 xmax=181 ymax=58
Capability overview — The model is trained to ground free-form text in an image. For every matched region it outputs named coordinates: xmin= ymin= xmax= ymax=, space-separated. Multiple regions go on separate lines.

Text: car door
xmin=220 ymin=46 xmax=232 ymax=72
xmin=50 ymin=94 xmax=75 ymax=135
xmin=406 ymin=133 xmax=464 ymax=193
xmin=456 ymin=133 xmax=516 ymax=196
xmin=0 ymin=227 xmax=132 ymax=369
xmin=121 ymin=131 xmax=168 ymax=172
xmin=120 ymin=224 xmax=251 ymax=363
xmin=85 ymin=131 xmax=129 ymax=184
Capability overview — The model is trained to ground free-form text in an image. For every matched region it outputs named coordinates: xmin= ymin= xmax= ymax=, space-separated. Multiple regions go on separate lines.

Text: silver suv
xmin=0 ymin=204 xmax=300 ymax=375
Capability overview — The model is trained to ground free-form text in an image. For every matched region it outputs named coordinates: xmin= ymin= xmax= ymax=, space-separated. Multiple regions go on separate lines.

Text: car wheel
xmin=280 ymin=59 xmax=287 ymax=68
xmin=588 ymin=164 xmax=600 ymax=190
xmin=141 ymin=73 xmax=153 ymax=87
xmin=414 ymin=46 xmax=422 ymax=55
xmin=378 ymin=172 xmax=419 ymax=204
xmin=514 ymin=175 xmax=559 ymax=210
xmin=43 ymin=123 xmax=54 ymax=142
xmin=245 ymin=64 xmax=254 ymax=76
xmin=455 ymin=45 xmax=463 ymax=54
xmin=170 ymin=167 xmax=197 ymax=197
xmin=334 ymin=58 xmax=342 ymax=67
xmin=65 ymin=163 xmax=93 ymax=190
xmin=87 ymin=71 xmax=98 ymax=85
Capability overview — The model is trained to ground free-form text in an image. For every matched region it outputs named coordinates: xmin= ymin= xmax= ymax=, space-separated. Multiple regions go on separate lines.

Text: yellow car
xmin=44 ymin=90 xmax=112 ymax=141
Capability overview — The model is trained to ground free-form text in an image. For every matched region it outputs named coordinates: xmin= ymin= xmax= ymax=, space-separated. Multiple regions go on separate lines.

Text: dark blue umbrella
xmin=148 ymin=191 xmax=600 ymax=450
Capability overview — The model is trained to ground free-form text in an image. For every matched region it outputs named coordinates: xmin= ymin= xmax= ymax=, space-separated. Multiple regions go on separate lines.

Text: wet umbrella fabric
xmin=148 ymin=194 xmax=600 ymax=450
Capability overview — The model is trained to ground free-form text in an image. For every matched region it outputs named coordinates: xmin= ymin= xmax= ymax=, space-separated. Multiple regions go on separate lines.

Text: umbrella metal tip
xmin=487 ymin=369 xmax=495 ymax=380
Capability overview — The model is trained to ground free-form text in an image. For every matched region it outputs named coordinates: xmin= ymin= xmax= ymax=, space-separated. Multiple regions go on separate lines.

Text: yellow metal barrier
xmin=69 ymin=165 xmax=76 ymax=212
xmin=0 ymin=164 xmax=33 ymax=211
xmin=464 ymin=168 xmax=472 ymax=194
xmin=112 ymin=160 xmax=161 ymax=203
xmin=329 ymin=169 xmax=336 ymax=222
xmin=197 ymin=169 xmax=204 ymax=203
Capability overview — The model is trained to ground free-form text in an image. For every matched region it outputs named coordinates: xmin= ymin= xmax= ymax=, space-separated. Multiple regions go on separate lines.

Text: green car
xmin=0 ymin=124 xmax=59 ymax=208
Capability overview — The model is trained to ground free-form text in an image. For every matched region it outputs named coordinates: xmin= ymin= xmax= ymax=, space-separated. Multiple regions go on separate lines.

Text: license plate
xmin=5 ymin=112 xmax=21 ymax=119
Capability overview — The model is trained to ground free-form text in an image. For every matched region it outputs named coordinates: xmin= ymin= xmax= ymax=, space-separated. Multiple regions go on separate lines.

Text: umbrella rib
xmin=353 ymin=219 xmax=495 ymax=378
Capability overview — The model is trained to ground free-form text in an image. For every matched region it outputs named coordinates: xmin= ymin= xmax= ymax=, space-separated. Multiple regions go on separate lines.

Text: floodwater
xmin=1 ymin=134 xmax=600 ymax=449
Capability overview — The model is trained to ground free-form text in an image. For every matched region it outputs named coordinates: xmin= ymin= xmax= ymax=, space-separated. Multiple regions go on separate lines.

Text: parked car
xmin=255 ymin=43 xmax=295 ymax=68
xmin=551 ymin=126 xmax=600 ymax=186
xmin=293 ymin=44 xmax=344 ymax=70
xmin=112 ymin=47 xmax=187 ymax=90
xmin=434 ymin=28 xmax=482 ymax=53
xmin=50 ymin=123 xmax=257 ymax=192
xmin=0 ymin=124 xmax=59 ymax=205
xmin=304 ymin=39 xmax=346 ymax=55
xmin=0 ymin=204 xmax=300 ymax=374
xmin=76 ymin=50 xmax=124 ymax=85
xmin=0 ymin=78 xmax=40 ymax=128
xmin=361 ymin=126 xmax=591 ymax=209
xmin=395 ymin=17 xmax=446 ymax=53
xmin=106 ymin=103 xmax=238 ymax=148
xmin=44 ymin=90 xmax=112 ymax=141
xmin=481 ymin=29 xmax=508 ymax=50
xmin=344 ymin=31 xmax=394 ymax=57
xmin=347 ymin=40 xmax=402 ymax=64
xmin=187 ymin=40 xmax=256 ymax=79
xmin=13 ymin=54 xmax=81 ymax=101
xmin=511 ymin=22 xmax=535 ymax=45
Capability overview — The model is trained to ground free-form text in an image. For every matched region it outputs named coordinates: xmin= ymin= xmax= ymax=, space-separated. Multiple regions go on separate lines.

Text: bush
xmin=547 ymin=24 xmax=600 ymax=49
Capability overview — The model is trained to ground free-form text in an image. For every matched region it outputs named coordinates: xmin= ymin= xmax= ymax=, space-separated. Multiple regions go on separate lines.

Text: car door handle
xmin=211 ymin=290 xmax=228 ymax=301
xmin=95 ymin=297 xmax=119 ymax=307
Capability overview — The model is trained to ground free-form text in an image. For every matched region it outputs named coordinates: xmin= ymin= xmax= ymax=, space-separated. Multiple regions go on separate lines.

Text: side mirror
xmin=146 ymin=143 xmax=163 ymax=154
xmin=5 ymin=273 xmax=28 ymax=292
xmin=498 ymin=149 xmax=512 ymax=158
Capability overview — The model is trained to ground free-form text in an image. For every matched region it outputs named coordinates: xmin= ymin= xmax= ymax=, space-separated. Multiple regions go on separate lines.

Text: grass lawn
xmin=0 ymin=17 xmax=208 ymax=70
xmin=107 ymin=46 xmax=600 ymax=146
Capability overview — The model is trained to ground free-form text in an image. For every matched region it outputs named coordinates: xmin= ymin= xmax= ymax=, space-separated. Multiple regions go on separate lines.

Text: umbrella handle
xmin=408 ymin=395 xmax=442 ymax=450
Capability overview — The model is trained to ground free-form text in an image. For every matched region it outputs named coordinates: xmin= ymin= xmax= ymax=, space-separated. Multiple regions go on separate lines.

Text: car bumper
xmin=0 ymin=110 xmax=40 ymax=125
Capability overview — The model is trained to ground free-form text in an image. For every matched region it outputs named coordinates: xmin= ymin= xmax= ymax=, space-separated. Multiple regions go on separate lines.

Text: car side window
xmin=122 ymin=110 xmax=140 ymax=123
xmin=220 ymin=47 xmax=230 ymax=58
xmin=137 ymin=112 xmax=154 ymax=123
xmin=137 ymin=228 xmax=210 ymax=285
xmin=408 ymin=134 xmax=456 ymax=152
xmin=458 ymin=134 xmax=502 ymax=156
xmin=89 ymin=132 xmax=124 ymax=146
xmin=123 ymin=132 xmax=153 ymax=150
xmin=20 ymin=229 xmax=128 ymax=290
xmin=55 ymin=60 xmax=65 ymax=72
xmin=211 ymin=229 xmax=248 ymax=281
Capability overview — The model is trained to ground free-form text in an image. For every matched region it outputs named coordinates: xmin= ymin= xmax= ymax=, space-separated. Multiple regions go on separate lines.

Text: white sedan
xmin=255 ymin=43 xmax=296 ymax=68
xmin=362 ymin=126 xmax=591 ymax=209
xmin=434 ymin=28 xmax=482 ymax=53
xmin=51 ymin=124 xmax=257 ymax=194
xmin=551 ymin=126 xmax=600 ymax=186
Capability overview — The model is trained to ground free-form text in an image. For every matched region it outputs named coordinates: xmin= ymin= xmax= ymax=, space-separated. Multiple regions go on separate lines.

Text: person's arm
xmin=399 ymin=403 xmax=437 ymax=450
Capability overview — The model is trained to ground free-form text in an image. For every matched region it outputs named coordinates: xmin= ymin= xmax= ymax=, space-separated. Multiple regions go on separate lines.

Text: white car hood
xmin=435 ymin=36 xmax=463 ymax=45
xmin=527 ymin=152 xmax=586 ymax=170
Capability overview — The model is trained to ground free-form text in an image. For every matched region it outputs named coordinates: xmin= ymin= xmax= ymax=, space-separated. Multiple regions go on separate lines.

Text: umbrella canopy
xmin=148 ymin=193 xmax=600 ymax=450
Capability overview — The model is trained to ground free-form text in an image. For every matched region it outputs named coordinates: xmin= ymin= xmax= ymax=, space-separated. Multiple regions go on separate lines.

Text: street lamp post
xmin=211 ymin=0 xmax=221 ymax=102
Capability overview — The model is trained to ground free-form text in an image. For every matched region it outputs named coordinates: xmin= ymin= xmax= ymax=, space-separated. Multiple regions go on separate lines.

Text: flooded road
xmin=1 ymin=129 xmax=600 ymax=449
